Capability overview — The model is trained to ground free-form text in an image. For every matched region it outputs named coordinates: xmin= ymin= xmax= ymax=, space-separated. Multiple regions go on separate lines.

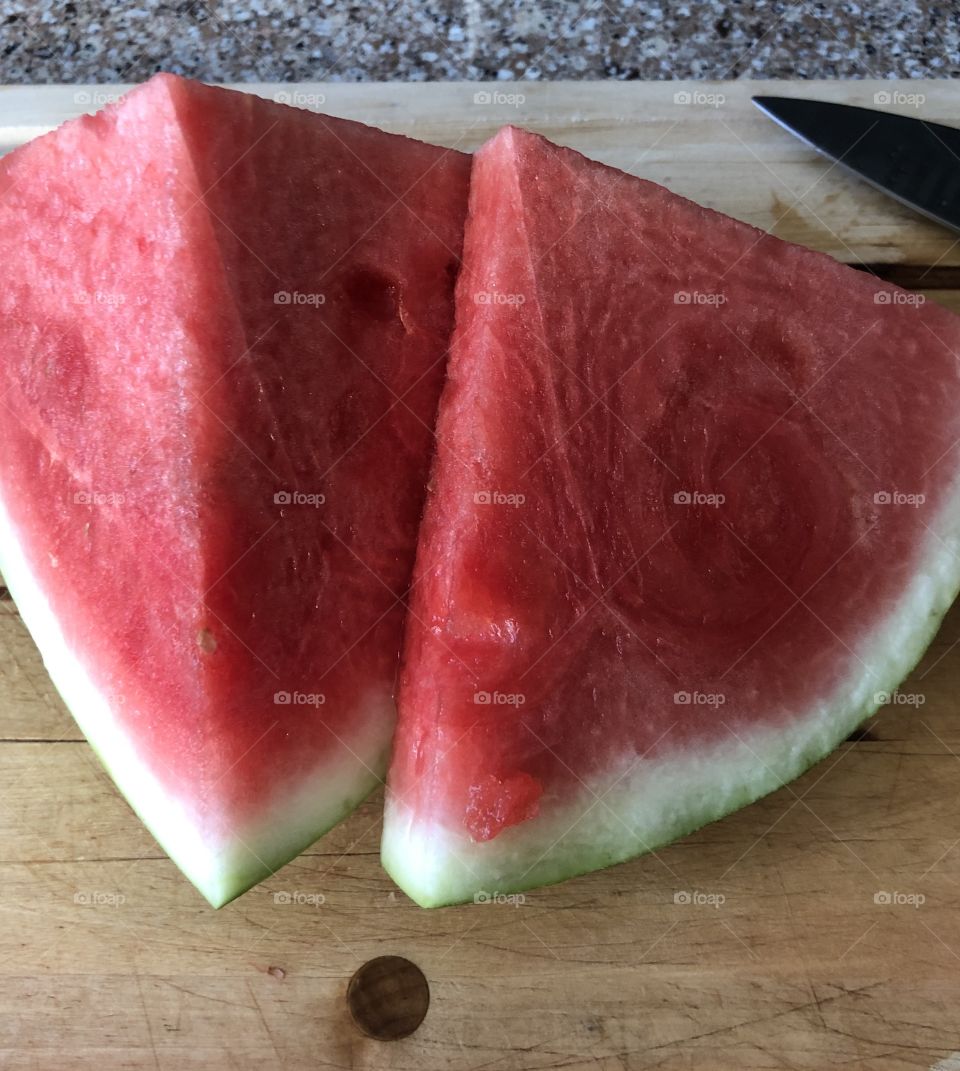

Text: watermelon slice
xmin=0 ymin=75 xmax=469 ymax=906
xmin=381 ymin=126 xmax=960 ymax=907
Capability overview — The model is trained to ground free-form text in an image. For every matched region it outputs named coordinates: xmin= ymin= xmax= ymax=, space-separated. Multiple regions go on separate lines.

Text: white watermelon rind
xmin=382 ymin=500 xmax=960 ymax=908
xmin=0 ymin=489 xmax=391 ymax=908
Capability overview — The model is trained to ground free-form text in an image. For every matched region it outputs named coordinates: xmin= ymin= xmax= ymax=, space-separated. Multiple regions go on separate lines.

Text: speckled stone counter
xmin=0 ymin=0 xmax=955 ymax=83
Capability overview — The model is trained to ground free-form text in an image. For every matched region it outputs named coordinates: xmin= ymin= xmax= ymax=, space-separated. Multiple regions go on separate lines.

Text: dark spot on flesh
xmin=341 ymin=267 xmax=401 ymax=323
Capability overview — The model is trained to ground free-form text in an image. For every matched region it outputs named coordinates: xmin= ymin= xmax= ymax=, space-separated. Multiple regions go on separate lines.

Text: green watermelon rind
xmin=381 ymin=505 xmax=960 ymax=907
xmin=0 ymin=489 xmax=391 ymax=908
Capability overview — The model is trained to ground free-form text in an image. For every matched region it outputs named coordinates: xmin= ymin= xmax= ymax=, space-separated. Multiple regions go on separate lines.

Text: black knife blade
xmin=752 ymin=96 xmax=960 ymax=234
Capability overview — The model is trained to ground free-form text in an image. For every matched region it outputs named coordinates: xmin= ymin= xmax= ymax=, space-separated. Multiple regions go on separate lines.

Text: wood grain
xmin=2 ymin=80 xmax=960 ymax=1070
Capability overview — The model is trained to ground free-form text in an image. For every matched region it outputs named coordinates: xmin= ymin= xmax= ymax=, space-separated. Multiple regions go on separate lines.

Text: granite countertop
xmin=0 ymin=0 xmax=955 ymax=83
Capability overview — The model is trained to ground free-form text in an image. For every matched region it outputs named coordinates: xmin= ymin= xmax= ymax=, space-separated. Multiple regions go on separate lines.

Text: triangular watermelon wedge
xmin=381 ymin=126 xmax=960 ymax=907
xmin=0 ymin=75 xmax=469 ymax=906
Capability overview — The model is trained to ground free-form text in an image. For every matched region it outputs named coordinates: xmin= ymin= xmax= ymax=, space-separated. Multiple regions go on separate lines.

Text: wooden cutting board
xmin=2 ymin=80 xmax=960 ymax=1071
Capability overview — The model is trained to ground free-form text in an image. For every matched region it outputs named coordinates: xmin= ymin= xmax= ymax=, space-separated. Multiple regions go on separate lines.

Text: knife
xmin=752 ymin=96 xmax=960 ymax=235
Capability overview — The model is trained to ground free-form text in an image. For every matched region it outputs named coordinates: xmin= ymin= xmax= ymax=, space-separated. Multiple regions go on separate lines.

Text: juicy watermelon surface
xmin=0 ymin=75 xmax=469 ymax=905
xmin=382 ymin=126 xmax=960 ymax=906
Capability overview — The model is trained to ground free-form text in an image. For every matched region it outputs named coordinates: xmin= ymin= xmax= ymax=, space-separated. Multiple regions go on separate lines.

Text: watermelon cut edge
xmin=0 ymin=490 xmax=390 ymax=907
xmin=381 ymin=500 xmax=960 ymax=907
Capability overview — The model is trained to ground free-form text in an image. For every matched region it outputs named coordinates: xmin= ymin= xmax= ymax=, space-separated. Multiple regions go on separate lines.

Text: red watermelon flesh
xmin=381 ymin=125 xmax=960 ymax=906
xmin=0 ymin=75 xmax=469 ymax=906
